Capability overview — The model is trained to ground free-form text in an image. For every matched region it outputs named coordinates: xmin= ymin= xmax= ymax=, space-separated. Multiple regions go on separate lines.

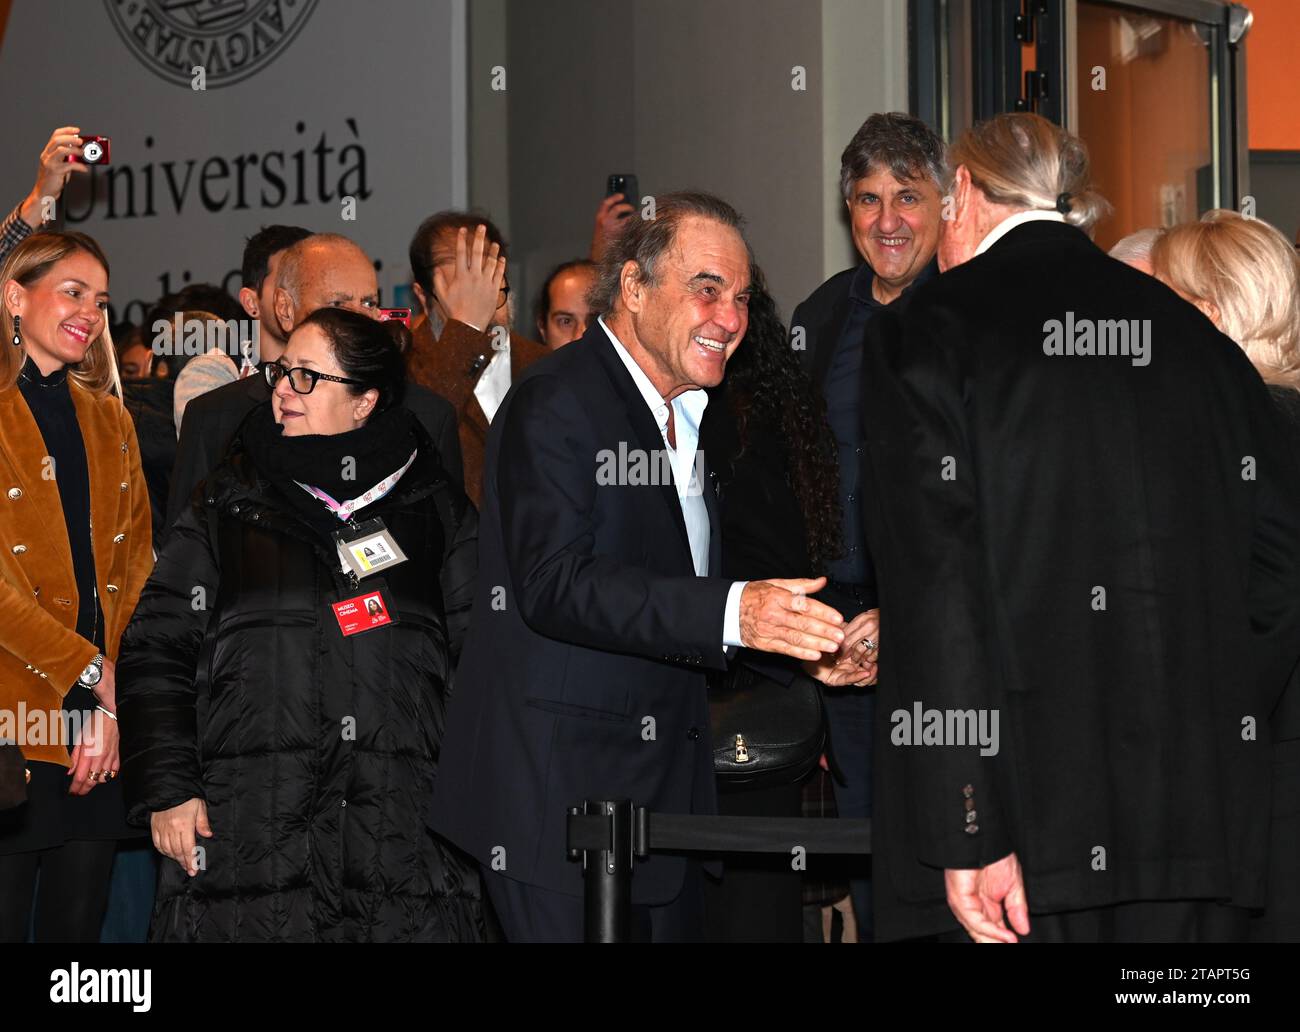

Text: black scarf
xmin=240 ymin=403 xmax=421 ymax=530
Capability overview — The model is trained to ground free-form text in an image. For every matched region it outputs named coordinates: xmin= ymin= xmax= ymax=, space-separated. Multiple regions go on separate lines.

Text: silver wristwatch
xmin=77 ymin=654 xmax=105 ymax=690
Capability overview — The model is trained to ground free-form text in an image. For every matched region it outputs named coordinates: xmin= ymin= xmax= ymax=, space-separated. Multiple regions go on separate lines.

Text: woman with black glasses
xmin=115 ymin=307 xmax=488 ymax=941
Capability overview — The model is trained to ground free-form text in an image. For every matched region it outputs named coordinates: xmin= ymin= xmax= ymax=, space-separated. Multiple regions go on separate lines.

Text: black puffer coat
xmin=116 ymin=410 xmax=485 ymax=942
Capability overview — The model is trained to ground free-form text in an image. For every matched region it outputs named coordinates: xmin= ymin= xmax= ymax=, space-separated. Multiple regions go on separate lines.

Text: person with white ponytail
xmin=859 ymin=112 xmax=1300 ymax=944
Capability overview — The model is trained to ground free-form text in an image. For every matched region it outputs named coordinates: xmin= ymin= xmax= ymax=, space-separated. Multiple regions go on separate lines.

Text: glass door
xmin=910 ymin=0 xmax=1251 ymax=250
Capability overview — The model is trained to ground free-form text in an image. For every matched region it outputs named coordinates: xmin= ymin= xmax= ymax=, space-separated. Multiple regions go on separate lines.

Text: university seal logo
xmin=104 ymin=0 xmax=318 ymax=89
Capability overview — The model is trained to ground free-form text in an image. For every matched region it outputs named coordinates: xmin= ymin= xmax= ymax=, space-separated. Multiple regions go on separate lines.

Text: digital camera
xmin=69 ymin=135 xmax=111 ymax=165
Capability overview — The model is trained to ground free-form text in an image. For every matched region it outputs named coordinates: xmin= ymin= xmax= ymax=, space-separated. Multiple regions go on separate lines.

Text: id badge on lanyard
xmin=332 ymin=517 xmax=409 ymax=581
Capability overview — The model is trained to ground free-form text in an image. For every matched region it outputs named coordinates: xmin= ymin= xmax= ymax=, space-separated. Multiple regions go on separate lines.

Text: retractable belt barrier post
xmin=566 ymin=799 xmax=871 ymax=942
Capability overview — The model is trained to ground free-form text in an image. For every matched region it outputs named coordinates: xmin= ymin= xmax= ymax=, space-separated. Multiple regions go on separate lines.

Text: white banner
xmin=0 ymin=0 xmax=466 ymax=326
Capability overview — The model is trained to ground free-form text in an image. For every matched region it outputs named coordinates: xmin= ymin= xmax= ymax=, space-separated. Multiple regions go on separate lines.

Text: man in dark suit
xmin=430 ymin=192 xmax=850 ymax=942
xmin=166 ymin=234 xmax=462 ymax=530
xmin=404 ymin=211 xmax=548 ymax=506
xmin=785 ymin=112 xmax=947 ymax=938
xmin=862 ymin=112 xmax=1300 ymax=943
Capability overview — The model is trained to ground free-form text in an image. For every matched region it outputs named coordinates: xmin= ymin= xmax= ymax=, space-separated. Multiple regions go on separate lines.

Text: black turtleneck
xmin=17 ymin=358 xmax=103 ymax=650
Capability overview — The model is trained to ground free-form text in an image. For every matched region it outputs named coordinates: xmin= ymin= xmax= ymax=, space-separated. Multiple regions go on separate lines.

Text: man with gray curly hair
xmin=787 ymin=111 xmax=948 ymax=941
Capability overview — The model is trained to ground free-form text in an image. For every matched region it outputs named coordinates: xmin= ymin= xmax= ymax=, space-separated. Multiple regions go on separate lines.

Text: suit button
xmin=686 ymin=727 xmax=700 ymax=740
xmin=964 ymin=823 xmax=979 ymax=835
xmin=113 ymin=533 xmax=126 ymax=543
xmin=120 ymin=482 xmax=128 ymax=492
xmin=121 ymin=441 xmax=128 ymax=453
xmin=6 ymin=487 xmax=20 ymax=499
xmin=106 ymin=584 xmax=118 ymax=593
xmin=231 ymin=505 xmax=240 ymax=514
xmin=11 ymin=544 xmax=26 ymax=554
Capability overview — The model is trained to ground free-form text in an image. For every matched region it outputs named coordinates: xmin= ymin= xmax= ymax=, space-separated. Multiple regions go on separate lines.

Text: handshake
xmin=738 ymin=576 xmax=879 ymax=688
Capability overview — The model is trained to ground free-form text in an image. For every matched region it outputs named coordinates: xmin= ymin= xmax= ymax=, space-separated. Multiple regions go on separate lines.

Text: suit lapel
xmin=590 ymin=331 xmax=694 ymax=567
xmin=701 ymin=453 xmax=722 ymax=577
xmin=0 ymin=387 xmax=76 ymax=586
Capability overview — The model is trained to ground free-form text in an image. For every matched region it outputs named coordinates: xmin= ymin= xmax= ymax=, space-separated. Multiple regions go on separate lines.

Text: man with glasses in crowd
xmin=166 ymin=233 xmax=462 ymax=534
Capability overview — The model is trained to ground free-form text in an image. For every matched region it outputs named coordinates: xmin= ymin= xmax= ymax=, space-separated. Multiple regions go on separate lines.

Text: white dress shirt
xmin=599 ymin=316 xmax=746 ymax=647
xmin=472 ymin=340 xmax=512 ymax=423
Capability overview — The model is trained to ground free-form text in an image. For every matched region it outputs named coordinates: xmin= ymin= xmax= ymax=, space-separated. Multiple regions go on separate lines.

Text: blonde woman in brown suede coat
xmin=0 ymin=232 xmax=152 ymax=941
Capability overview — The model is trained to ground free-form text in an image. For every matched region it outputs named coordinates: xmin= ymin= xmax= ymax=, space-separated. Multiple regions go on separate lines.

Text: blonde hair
xmin=0 ymin=232 xmax=121 ymax=396
xmin=949 ymin=112 xmax=1111 ymax=232
xmin=1151 ymin=210 xmax=1300 ymax=391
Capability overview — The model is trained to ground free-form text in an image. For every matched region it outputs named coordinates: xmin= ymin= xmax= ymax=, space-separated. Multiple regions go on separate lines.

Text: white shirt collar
xmin=597 ymin=315 xmax=709 ymax=436
xmin=974 ymin=209 xmax=1067 ymax=257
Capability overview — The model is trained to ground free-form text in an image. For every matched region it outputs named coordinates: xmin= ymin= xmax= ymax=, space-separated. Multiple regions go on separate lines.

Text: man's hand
xmin=151 ymin=798 xmax=213 ymax=877
xmin=19 ymin=127 xmax=89 ymax=228
xmin=433 ymin=224 xmax=505 ymax=331
xmin=945 ymin=852 xmax=1031 ymax=943
xmin=740 ymin=576 xmax=844 ymax=662
xmin=590 ymin=193 xmax=636 ymax=262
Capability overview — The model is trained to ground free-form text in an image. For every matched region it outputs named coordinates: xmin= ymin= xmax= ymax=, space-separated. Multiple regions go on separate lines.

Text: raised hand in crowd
xmin=432 ymin=223 xmax=506 ymax=332
xmin=739 ymin=576 xmax=845 ymax=662
xmin=589 ymin=192 xmax=636 ymax=262
xmin=18 ymin=126 xmax=90 ymax=228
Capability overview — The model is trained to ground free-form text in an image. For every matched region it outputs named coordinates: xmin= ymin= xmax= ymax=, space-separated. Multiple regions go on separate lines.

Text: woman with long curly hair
xmin=699 ymin=264 xmax=845 ymax=942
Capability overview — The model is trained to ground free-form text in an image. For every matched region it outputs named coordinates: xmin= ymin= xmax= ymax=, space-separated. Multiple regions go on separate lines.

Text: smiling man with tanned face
xmin=430 ymin=192 xmax=848 ymax=942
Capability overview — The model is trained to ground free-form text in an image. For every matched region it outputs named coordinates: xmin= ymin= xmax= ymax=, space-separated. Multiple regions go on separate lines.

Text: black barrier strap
xmin=566 ymin=811 xmax=870 ymax=856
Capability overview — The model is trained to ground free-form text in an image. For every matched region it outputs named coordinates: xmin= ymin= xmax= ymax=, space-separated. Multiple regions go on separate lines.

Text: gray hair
xmin=839 ymin=112 xmax=947 ymax=200
xmin=587 ymin=191 xmax=752 ymax=317
xmin=1108 ymin=228 xmax=1160 ymax=266
xmin=276 ymin=233 xmax=368 ymax=304
xmin=948 ymin=112 xmax=1111 ymax=232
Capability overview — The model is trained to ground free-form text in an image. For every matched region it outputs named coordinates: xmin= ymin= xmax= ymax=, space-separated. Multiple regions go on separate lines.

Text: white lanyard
xmin=295 ymin=449 xmax=418 ymax=522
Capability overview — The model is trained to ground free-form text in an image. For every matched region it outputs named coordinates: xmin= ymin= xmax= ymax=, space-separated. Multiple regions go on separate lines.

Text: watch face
xmin=81 ymin=662 xmax=102 ymax=686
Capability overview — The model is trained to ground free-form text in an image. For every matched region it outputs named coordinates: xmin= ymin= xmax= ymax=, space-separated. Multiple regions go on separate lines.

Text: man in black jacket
xmin=430 ymin=192 xmax=849 ymax=942
xmin=862 ymin=112 xmax=1300 ymax=942
xmin=786 ymin=112 xmax=947 ymax=938
xmin=165 ymin=234 xmax=462 ymax=531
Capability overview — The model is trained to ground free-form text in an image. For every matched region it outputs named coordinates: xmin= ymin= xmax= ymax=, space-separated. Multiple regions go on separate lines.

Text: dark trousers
xmin=481 ymin=861 xmax=705 ymax=942
xmin=0 ymin=838 xmax=117 ymax=942
xmin=702 ymin=779 xmax=804 ymax=942
xmin=824 ymin=686 xmax=874 ymax=939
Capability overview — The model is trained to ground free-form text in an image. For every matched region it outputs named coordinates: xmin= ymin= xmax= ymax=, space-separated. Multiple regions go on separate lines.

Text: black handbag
xmin=0 ymin=742 xmax=28 ymax=812
xmin=709 ymin=662 xmax=826 ymax=787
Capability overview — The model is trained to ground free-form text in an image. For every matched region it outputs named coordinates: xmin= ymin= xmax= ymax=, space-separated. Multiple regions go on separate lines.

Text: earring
xmin=10 ymin=315 xmax=20 ymax=348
